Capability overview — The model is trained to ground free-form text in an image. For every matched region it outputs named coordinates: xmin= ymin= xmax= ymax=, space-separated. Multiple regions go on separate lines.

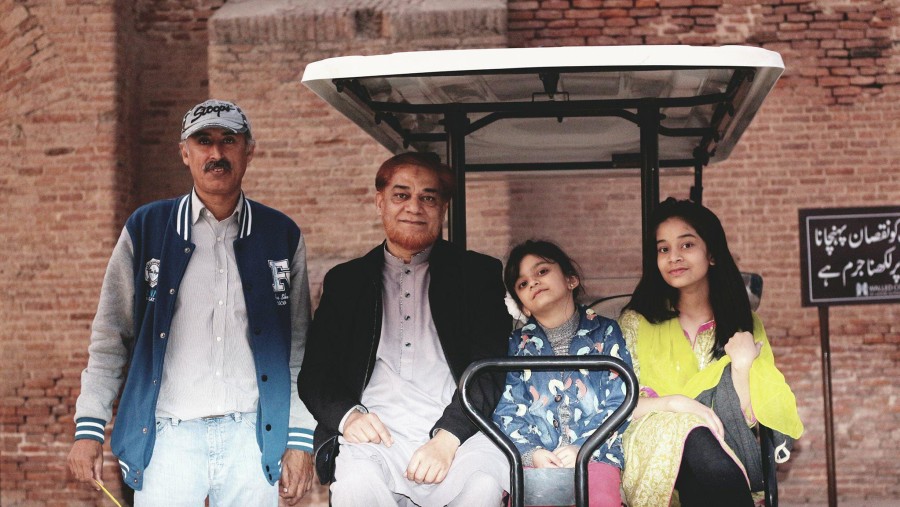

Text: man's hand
xmin=531 ymin=449 xmax=561 ymax=469
xmin=279 ymin=449 xmax=314 ymax=506
xmin=405 ymin=429 xmax=460 ymax=484
xmin=343 ymin=411 xmax=393 ymax=446
xmin=67 ymin=439 xmax=103 ymax=490
xmin=552 ymin=445 xmax=579 ymax=468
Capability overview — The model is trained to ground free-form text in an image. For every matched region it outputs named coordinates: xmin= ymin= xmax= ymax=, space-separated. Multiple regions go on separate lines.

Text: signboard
xmin=799 ymin=207 xmax=900 ymax=306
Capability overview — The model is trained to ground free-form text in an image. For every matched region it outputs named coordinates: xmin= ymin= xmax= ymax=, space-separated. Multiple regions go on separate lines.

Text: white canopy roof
xmin=302 ymin=45 xmax=784 ymax=170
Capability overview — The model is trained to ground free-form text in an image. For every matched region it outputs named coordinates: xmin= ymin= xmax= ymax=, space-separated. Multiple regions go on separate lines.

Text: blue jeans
xmin=134 ymin=412 xmax=278 ymax=507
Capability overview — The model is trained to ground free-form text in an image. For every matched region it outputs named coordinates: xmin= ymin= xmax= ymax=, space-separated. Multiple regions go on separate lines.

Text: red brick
xmin=572 ymin=0 xmax=603 ymax=7
xmin=565 ymin=9 xmax=601 ymax=19
xmin=606 ymin=17 xmax=637 ymax=27
xmin=630 ymin=8 xmax=661 ymax=18
xmin=834 ymin=29 xmax=866 ymax=39
xmin=509 ymin=11 xmax=536 ymax=20
xmin=786 ymin=12 xmax=814 ymax=22
xmin=547 ymin=19 xmax=578 ymax=28
xmin=831 ymin=67 xmax=859 ymax=77
xmin=597 ymin=8 xmax=629 ymax=18
xmin=659 ymin=0 xmax=694 ymax=7
xmin=832 ymin=86 xmax=862 ymax=97
xmin=510 ymin=20 xmax=546 ymax=30
xmin=536 ymin=10 xmax=564 ymax=20
xmin=541 ymin=0 xmax=570 ymax=9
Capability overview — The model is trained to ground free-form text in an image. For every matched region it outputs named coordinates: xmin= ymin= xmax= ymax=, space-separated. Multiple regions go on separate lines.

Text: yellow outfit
xmin=617 ymin=310 xmax=803 ymax=507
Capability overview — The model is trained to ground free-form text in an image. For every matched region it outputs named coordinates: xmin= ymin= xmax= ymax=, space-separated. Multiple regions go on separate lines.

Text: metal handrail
xmin=459 ymin=356 xmax=638 ymax=507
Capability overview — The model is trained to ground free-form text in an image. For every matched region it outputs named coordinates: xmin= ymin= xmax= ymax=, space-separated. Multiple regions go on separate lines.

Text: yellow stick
xmin=94 ymin=480 xmax=123 ymax=507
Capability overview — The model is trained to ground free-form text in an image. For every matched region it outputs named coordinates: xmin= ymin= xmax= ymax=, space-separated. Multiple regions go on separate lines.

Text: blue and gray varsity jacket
xmin=73 ymin=193 xmax=315 ymax=489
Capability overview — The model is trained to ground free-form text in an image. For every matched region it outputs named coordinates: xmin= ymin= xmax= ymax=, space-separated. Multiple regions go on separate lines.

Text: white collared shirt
xmin=155 ymin=191 xmax=258 ymax=420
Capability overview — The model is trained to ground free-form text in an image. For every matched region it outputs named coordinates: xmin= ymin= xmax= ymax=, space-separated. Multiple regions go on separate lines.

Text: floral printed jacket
xmin=492 ymin=306 xmax=633 ymax=468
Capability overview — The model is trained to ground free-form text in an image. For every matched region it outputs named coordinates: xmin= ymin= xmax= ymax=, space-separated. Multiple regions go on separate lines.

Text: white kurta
xmin=335 ymin=246 xmax=508 ymax=506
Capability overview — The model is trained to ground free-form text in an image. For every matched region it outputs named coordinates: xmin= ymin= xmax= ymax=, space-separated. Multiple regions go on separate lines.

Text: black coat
xmin=298 ymin=239 xmax=510 ymax=481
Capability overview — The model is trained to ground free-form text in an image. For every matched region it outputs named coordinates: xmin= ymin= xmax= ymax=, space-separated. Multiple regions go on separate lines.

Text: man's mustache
xmin=204 ymin=159 xmax=232 ymax=172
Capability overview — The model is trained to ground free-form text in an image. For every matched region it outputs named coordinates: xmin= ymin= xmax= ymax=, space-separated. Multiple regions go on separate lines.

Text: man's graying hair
xmin=375 ymin=152 xmax=455 ymax=200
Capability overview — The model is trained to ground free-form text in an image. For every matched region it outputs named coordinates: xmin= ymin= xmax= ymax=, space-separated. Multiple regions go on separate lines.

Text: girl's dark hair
xmin=624 ymin=198 xmax=753 ymax=359
xmin=504 ymin=240 xmax=584 ymax=309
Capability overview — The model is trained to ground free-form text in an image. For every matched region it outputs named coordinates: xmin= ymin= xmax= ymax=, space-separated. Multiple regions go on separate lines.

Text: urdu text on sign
xmin=799 ymin=207 xmax=900 ymax=306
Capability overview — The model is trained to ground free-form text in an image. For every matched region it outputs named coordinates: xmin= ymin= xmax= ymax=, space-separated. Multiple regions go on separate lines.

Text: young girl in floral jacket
xmin=492 ymin=240 xmax=633 ymax=507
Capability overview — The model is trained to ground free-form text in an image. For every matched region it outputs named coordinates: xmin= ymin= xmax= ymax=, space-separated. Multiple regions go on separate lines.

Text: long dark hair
xmin=625 ymin=198 xmax=753 ymax=359
xmin=505 ymin=240 xmax=584 ymax=309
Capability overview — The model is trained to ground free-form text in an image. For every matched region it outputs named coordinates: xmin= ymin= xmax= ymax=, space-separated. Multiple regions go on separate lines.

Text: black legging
xmin=674 ymin=427 xmax=754 ymax=507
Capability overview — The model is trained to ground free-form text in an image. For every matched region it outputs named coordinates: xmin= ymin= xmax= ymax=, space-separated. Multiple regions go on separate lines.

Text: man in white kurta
xmin=332 ymin=247 xmax=508 ymax=506
xmin=298 ymin=153 xmax=511 ymax=507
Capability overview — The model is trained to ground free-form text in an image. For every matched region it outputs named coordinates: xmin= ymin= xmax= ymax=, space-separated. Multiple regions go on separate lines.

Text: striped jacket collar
xmin=175 ymin=189 xmax=253 ymax=241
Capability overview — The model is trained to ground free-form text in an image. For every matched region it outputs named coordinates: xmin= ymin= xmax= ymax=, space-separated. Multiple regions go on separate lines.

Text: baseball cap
xmin=180 ymin=99 xmax=252 ymax=141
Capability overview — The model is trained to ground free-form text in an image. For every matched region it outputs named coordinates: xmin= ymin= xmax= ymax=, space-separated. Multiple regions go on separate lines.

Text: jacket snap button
xmin=261 ymin=375 xmax=268 ymax=382
xmin=169 ymin=288 xmax=175 ymax=295
xmin=142 ymin=427 xmax=148 ymax=434
xmin=265 ymin=424 xmax=271 ymax=431
xmin=159 ymin=332 xmax=166 ymax=339
xmin=184 ymin=247 xmax=191 ymax=253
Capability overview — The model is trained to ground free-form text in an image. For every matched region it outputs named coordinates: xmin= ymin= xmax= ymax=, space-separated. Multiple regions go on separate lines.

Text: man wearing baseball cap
xmin=67 ymin=99 xmax=317 ymax=505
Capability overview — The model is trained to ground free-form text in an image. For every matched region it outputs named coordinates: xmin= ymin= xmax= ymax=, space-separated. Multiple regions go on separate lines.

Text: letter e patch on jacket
xmin=268 ymin=259 xmax=290 ymax=306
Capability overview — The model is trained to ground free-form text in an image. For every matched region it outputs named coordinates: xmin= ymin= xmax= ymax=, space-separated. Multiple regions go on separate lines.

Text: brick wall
xmin=131 ymin=0 xmax=227 ymax=205
xmin=0 ymin=0 xmax=127 ymax=504
xmin=1 ymin=0 xmax=897 ymax=505
xmin=0 ymin=1 xmax=226 ymax=503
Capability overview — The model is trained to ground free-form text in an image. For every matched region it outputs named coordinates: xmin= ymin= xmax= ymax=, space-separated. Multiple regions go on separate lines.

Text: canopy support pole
xmin=445 ymin=111 xmax=469 ymax=247
xmin=639 ymin=101 xmax=660 ymax=249
xmin=691 ymin=146 xmax=708 ymax=204
xmin=692 ymin=163 xmax=704 ymax=204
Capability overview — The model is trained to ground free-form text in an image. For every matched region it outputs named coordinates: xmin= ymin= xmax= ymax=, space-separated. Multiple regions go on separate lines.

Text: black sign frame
xmin=799 ymin=206 xmax=900 ymax=307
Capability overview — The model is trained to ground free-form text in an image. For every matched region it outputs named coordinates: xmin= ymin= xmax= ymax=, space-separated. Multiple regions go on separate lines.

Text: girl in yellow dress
xmin=618 ymin=198 xmax=803 ymax=507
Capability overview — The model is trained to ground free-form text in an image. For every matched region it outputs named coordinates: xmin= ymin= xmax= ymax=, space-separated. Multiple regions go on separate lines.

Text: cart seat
xmin=522 ymin=468 xmax=577 ymax=506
